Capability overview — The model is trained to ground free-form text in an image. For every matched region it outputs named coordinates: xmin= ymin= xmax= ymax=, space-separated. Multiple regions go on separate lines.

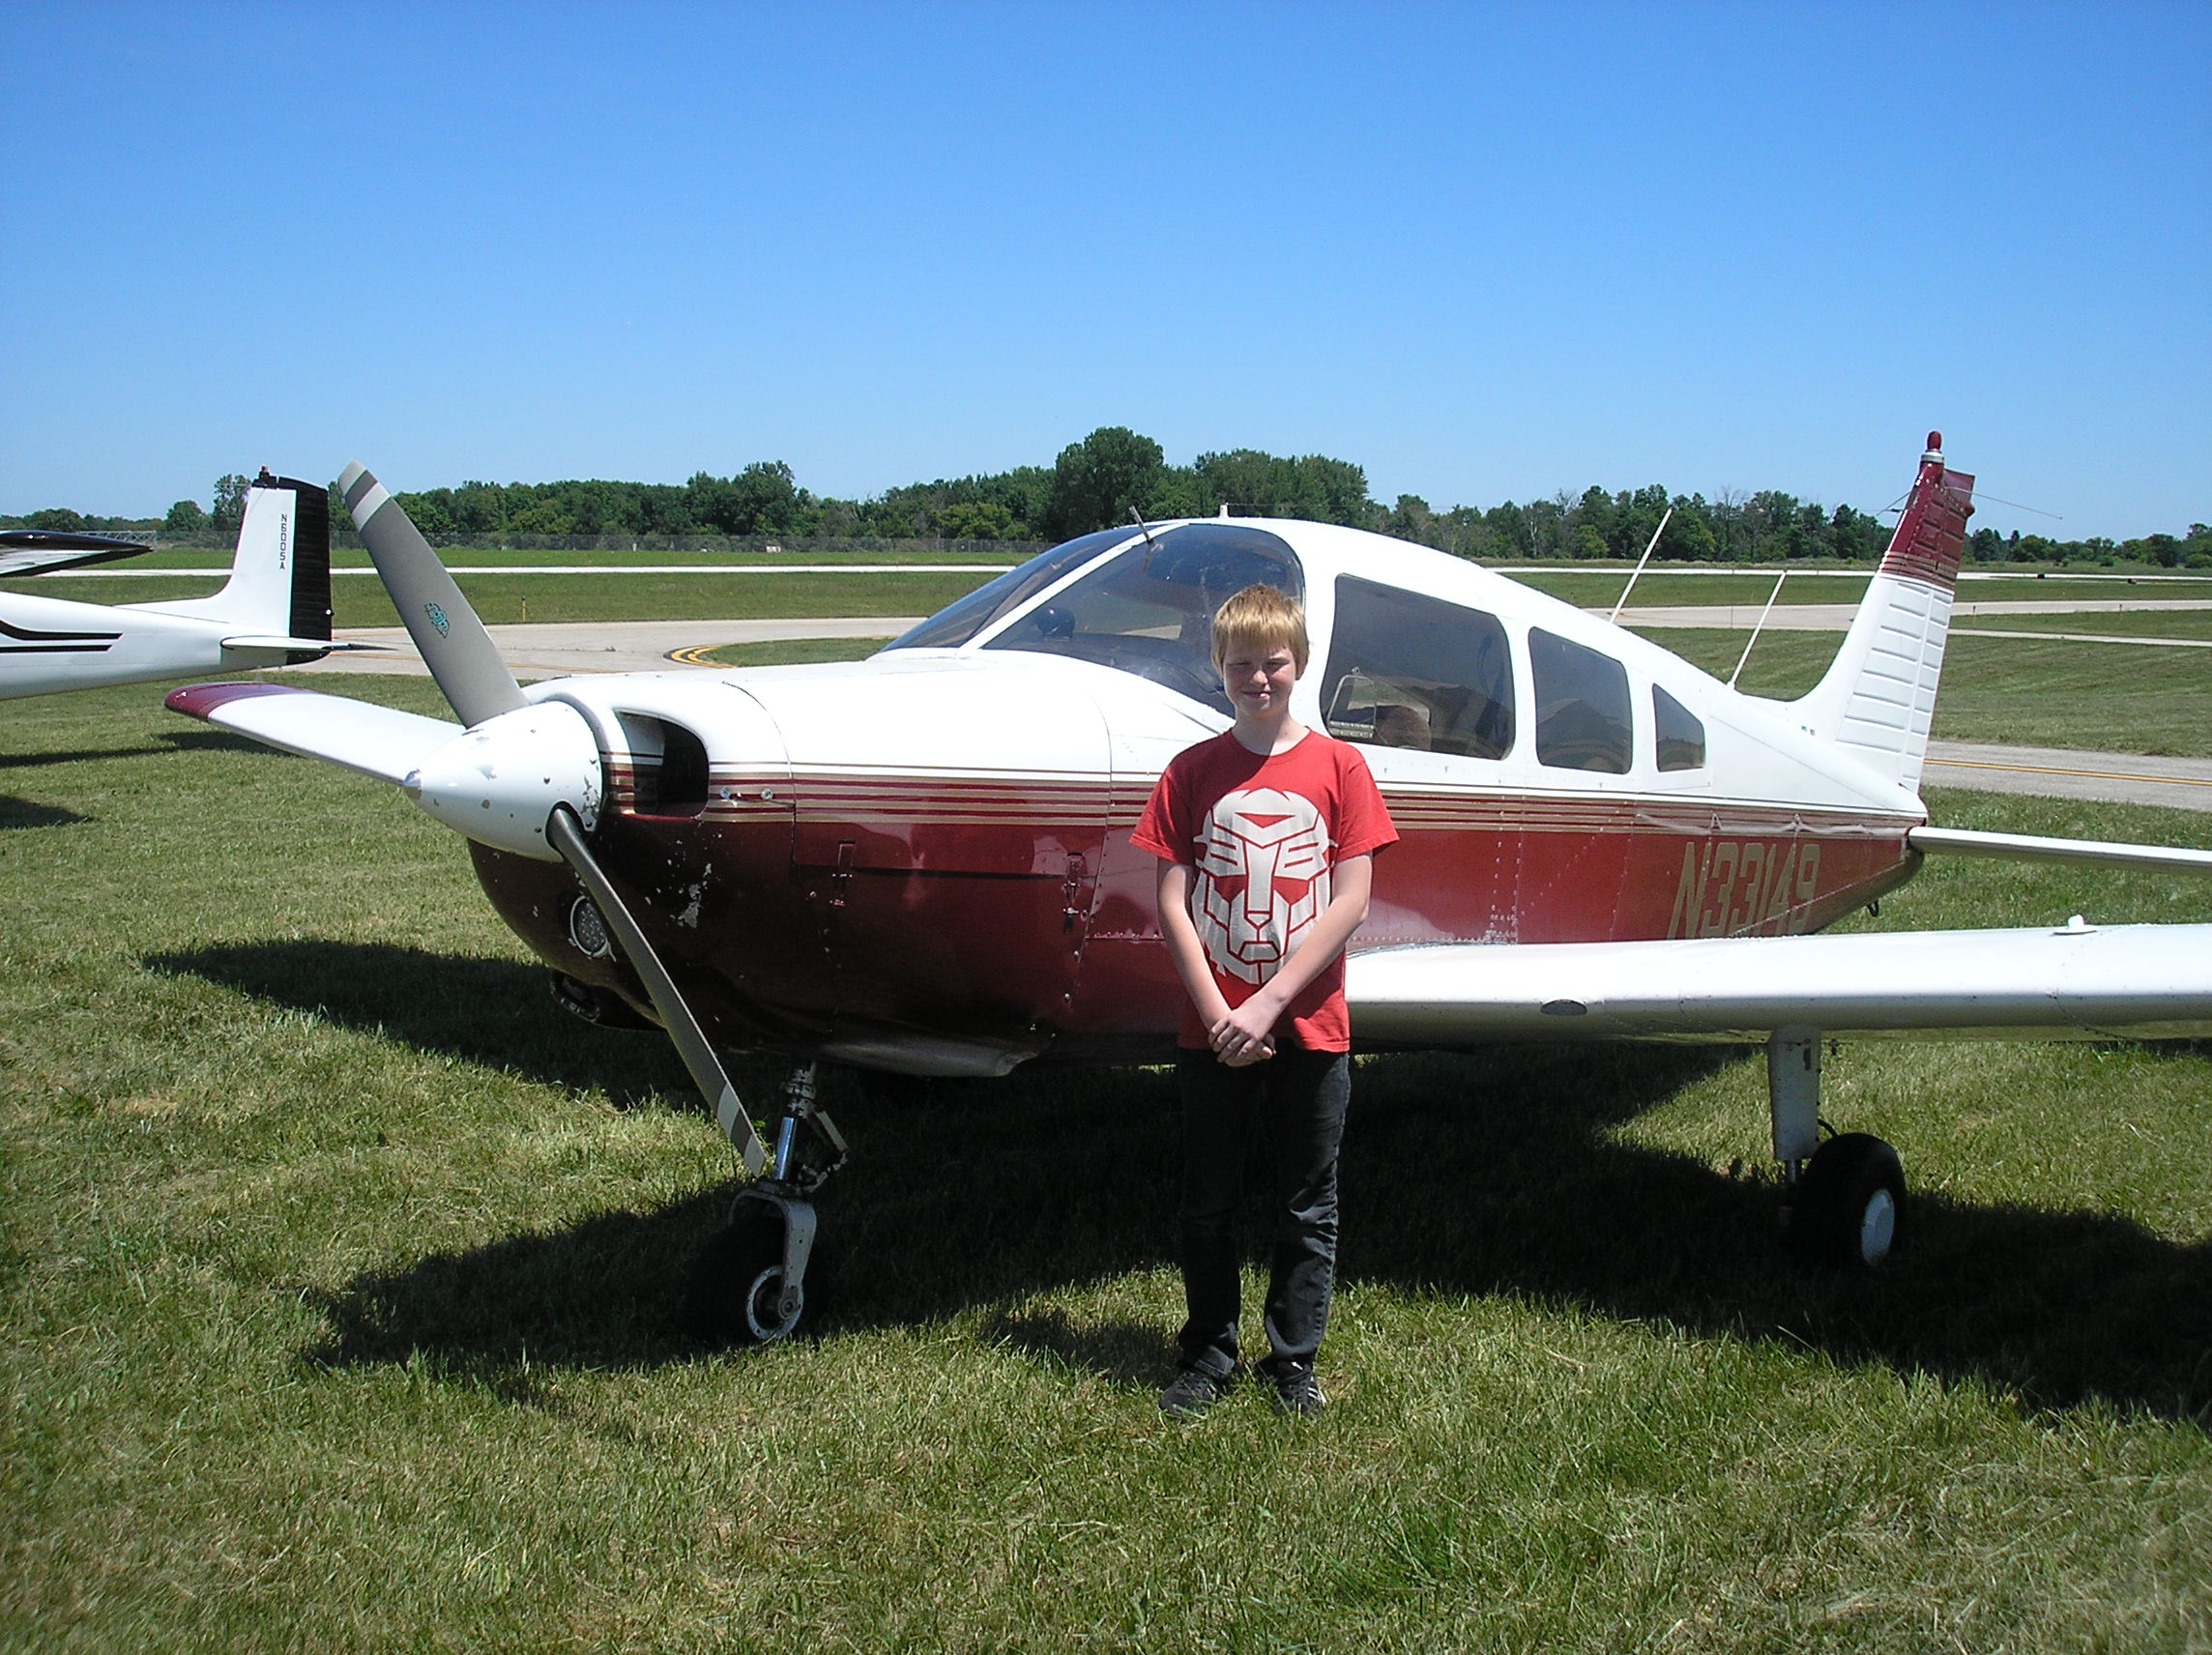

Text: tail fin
xmin=137 ymin=473 xmax=334 ymax=659
xmin=1789 ymin=434 xmax=1975 ymax=794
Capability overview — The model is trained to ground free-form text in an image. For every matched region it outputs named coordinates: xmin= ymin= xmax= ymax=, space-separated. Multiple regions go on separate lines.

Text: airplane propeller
xmin=340 ymin=461 xmax=528 ymax=725
xmin=337 ymin=462 xmax=769 ymax=1176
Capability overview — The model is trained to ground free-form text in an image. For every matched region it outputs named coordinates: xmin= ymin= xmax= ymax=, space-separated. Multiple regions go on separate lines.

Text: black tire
xmin=685 ymin=1204 xmax=805 ymax=1346
xmin=1788 ymin=1133 xmax=1906 ymax=1268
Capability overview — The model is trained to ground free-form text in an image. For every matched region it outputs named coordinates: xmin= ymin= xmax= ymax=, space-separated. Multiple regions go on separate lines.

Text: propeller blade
xmin=545 ymin=807 xmax=768 ymax=1176
xmin=338 ymin=461 xmax=526 ymax=728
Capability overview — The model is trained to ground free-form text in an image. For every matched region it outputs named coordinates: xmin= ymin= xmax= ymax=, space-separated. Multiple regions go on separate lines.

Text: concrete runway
xmin=287 ymin=616 xmax=2210 ymax=813
xmin=296 ymin=617 xmax=922 ymax=680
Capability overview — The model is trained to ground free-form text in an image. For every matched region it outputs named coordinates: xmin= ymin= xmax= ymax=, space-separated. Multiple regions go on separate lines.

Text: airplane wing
xmin=1350 ymin=922 xmax=2212 ymax=1045
xmin=0 ymin=530 xmax=151 ymax=577
xmin=165 ymin=682 xmax=459 ymax=785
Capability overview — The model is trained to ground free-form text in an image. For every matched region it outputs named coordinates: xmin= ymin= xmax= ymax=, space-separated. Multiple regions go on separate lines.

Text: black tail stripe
xmin=0 ymin=617 xmax=124 ymax=643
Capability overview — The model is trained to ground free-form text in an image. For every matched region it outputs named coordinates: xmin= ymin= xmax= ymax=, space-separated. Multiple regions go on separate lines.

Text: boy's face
xmin=1218 ymin=634 xmax=1299 ymax=723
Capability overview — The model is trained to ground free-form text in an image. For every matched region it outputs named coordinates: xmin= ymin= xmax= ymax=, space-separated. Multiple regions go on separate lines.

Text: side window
xmin=1653 ymin=685 xmax=1705 ymax=771
xmin=1530 ymin=628 xmax=1632 ymax=774
xmin=1318 ymin=576 xmax=1514 ymax=760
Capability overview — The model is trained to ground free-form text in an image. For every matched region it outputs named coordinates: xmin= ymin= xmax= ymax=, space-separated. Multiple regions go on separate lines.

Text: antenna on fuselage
xmin=1727 ymin=566 xmax=1790 ymax=689
xmin=1129 ymin=507 xmax=1158 ymax=547
xmin=1607 ymin=505 xmax=1675 ymax=624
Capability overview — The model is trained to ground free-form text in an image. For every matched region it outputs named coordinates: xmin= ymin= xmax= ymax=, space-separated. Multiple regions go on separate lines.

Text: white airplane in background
xmin=1 ymin=472 xmax=347 ymax=700
xmin=164 ymin=435 xmax=2212 ymax=1343
xmin=0 ymin=527 xmax=154 ymax=578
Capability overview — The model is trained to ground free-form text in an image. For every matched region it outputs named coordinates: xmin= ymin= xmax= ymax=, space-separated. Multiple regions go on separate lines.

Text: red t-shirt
xmin=1130 ymin=729 xmax=1397 ymax=1052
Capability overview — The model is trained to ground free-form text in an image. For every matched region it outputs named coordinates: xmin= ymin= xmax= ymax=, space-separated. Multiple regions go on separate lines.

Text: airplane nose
xmin=403 ymin=700 xmax=603 ymax=860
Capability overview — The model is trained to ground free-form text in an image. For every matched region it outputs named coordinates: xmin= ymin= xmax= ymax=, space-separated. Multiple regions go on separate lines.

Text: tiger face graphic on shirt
xmin=1190 ymin=786 xmax=1332 ymax=986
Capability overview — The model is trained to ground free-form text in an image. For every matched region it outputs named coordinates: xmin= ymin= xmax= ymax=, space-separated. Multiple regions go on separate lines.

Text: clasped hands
xmin=1208 ymin=998 xmax=1280 ymax=1068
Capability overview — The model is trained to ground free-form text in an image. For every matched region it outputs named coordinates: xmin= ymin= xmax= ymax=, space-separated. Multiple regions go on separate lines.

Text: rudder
xmin=1790 ymin=434 xmax=1975 ymax=794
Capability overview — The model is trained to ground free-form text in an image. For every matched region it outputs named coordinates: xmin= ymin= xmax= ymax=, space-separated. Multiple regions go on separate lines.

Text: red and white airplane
xmin=2 ymin=473 xmax=342 ymax=701
xmin=165 ymin=436 xmax=2212 ymax=1341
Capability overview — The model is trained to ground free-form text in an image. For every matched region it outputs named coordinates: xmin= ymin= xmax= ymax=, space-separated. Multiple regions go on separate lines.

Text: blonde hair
xmin=1209 ymin=585 xmax=1309 ymax=678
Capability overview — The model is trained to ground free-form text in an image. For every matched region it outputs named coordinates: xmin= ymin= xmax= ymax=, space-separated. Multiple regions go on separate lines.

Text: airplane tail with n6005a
xmin=165 ymin=437 xmax=2212 ymax=1324
xmin=1 ymin=472 xmax=369 ymax=701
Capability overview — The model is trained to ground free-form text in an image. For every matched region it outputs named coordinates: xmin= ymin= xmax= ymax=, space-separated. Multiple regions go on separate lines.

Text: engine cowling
xmin=403 ymin=700 xmax=602 ymax=860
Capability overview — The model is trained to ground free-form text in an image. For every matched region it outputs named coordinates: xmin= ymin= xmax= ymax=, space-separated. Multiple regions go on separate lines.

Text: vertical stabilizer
xmin=135 ymin=473 xmax=334 ymax=653
xmin=1789 ymin=434 xmax=1975 ymax=794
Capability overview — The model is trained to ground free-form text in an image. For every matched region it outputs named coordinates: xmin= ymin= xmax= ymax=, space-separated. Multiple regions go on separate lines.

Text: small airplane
xmin=2 ymin=471 xmax=348 ymax=701
xmin=165 ymin=436 xmax=2212 ymax=1342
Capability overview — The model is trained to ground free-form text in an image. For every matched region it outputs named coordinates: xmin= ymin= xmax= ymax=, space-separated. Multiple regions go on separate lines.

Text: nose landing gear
xmin=689 ymin=1062 xmax=849 ymax=1346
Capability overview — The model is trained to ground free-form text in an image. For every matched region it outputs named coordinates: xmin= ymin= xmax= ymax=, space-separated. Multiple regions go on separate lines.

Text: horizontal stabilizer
xmin=165 ymin=682 xmax=459 ymax=785
xmin=1350 ymin=923 xmax=2212 ymax=1045
xmin=1908 ymin=825 xmax=2212 ymax=875
xmin=219 ymin=635 xmax=382 ymax=653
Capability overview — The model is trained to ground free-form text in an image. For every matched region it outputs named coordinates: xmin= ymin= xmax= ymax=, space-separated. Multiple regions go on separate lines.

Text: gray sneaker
xmin=1157 ymin=1367 xmax=1232 ymax=1419
xmin=1267 ymin=1364 xmax=1325 ymax=1417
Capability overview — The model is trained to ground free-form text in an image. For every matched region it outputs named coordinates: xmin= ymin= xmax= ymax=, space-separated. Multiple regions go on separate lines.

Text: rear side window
xmin=1319 ymin=576 xmax=1514 ymax=759
xmin=1653 ymin=685 xmax=1705 ymax=771
xmin=1531 ymin=628 xmax=1632 ymax=773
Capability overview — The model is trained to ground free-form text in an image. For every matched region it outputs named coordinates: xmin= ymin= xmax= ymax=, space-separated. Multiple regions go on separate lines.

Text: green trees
xmin=12 ymin=442 xmax=2199 ymax=565
xmin=1044 ymin=427 xmax=1166 ymax=537
xmin=211 ymin=475 xmax=252 ymax=533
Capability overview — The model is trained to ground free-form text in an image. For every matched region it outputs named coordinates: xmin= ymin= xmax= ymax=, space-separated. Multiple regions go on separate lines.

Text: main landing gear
xmin=688 ymin=1062 xmax=850 ymax=1345
xmin=1765 ymin=1028 xmax=1906 ymax=1268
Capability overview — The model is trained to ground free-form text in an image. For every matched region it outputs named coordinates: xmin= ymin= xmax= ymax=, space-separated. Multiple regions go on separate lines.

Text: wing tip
xmin=164 ymin=681 xmax=311 ymax=719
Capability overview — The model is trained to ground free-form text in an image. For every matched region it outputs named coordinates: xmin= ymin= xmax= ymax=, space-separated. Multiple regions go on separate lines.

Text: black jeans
xmin=1174 ymin=1046 xmax=1351 ymax=1379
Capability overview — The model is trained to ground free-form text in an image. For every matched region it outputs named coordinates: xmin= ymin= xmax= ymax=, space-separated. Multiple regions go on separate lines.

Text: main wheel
xmin=686 ymin=1205 xmax=804 ymax=1345
xmin=1788 ymin=1133 xmax=1905 ymax=1268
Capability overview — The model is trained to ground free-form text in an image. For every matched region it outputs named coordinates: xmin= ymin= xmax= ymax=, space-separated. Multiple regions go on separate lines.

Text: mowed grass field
xmin=4 ymin=594 xmax=2211 ymax=1646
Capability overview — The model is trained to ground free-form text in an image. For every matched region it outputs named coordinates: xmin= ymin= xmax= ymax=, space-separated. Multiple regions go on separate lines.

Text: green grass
xmin=4 ymin=684 xmax=2209 ymax=1651
xmin=1638 ymin=628 xmax=2212 ymax=757
xmin=1504 ymin=570 xmax=1873 ymax=608
xmin=696 ymin=637 xmax=897 ymax=668
xmin=1956 ymin=610 xmax=2212 ymax=641
xmin=3 ymin=570 xmax=995 ymax=628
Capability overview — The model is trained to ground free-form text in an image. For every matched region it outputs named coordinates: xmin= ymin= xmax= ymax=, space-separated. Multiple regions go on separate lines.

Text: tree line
xmin=10 ymin=428 xmax=2207 ymax=567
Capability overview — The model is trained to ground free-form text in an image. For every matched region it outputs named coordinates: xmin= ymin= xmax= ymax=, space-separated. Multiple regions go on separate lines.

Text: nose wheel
xmin=688 ymin=1062 xmax=847 ymax=1347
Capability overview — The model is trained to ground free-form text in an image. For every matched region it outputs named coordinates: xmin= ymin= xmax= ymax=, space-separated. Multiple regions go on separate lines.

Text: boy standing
xmin=1130 ymin=585 xmax=1397 ymax=1418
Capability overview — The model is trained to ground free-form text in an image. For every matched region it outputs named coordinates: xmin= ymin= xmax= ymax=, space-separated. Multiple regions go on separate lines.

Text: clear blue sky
xmin=4 ymin=1 xmax=2205 ymax=538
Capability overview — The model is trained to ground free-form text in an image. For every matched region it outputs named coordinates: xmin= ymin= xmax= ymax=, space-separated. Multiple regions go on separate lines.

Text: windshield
xmin=880 ymin=528 xmax=1138 ymax=653
xmin=979 ymin=523 xmax=1303 ymax=713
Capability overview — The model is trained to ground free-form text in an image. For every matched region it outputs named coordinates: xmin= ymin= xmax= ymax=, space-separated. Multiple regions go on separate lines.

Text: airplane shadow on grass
xmin=1 ymin=795 xmax=88 ymax=828
xmin=155 ymin=939 xmax=2212 ymax=1423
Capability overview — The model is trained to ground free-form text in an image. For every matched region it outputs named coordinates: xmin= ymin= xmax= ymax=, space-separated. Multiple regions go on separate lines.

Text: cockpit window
xmin=1653 ymin=684 xmax=1705 ymax=771
xmin=979 ymin=524 xmax=1302 ymax=713
xmin=881 ymin=527 xmax=1137 ymax=653
xmin=1320 ymin=576 xmax=1514 ymax=759
xmin=1530 ymin=627 xmax=1633 ymax=773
